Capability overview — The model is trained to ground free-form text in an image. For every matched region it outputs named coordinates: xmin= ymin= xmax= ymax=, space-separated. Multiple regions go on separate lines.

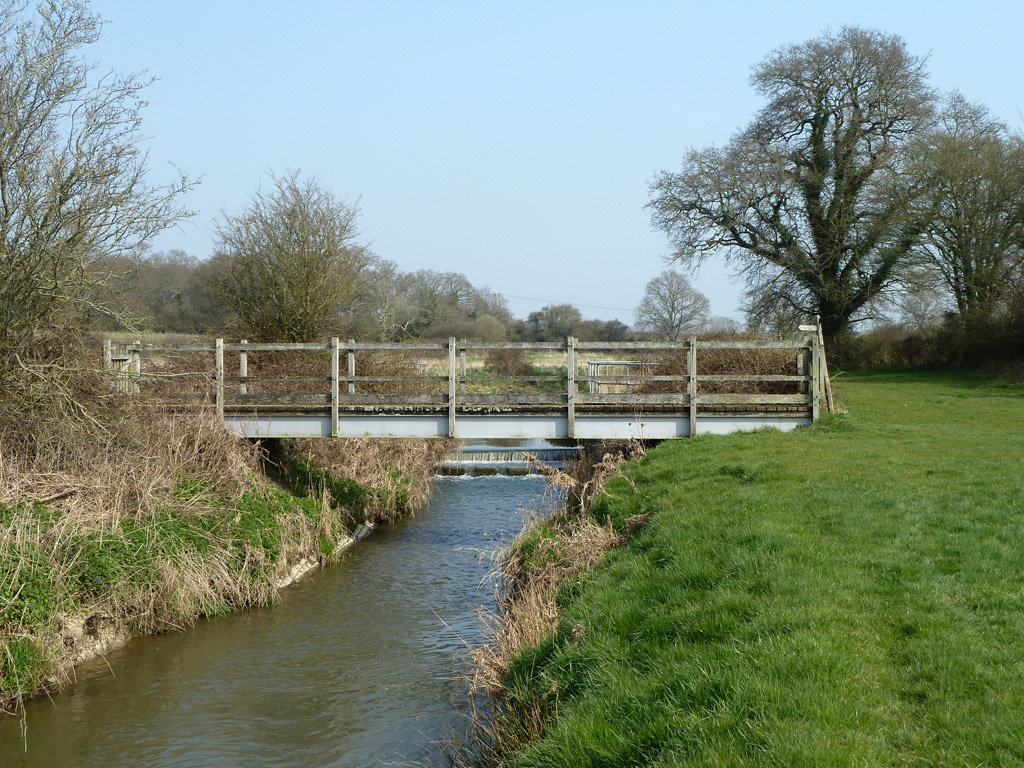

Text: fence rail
xmin=102 ymin=332 xmax=829 ymax=439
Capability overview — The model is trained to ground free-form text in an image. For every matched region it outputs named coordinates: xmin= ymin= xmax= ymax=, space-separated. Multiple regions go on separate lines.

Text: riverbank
xmin=471 ymin=370 xmax=1024 ymax=766
xmin=0 ymin=385 xmax=449 ymax=714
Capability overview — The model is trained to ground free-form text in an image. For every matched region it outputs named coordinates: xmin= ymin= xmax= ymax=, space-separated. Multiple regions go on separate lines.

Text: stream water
xmin=0 ymin=474 xmax=549 ymax=768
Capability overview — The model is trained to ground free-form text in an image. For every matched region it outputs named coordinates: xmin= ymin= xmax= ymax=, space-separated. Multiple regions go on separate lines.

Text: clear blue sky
xmin=88 ymin=0 xmax=1024 ymax=324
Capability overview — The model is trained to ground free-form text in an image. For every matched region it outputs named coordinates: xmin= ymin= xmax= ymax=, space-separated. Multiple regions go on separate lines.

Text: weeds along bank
xmin=0 ymin=367 xmax=449 ymax=715
xmin=466 ymin=371 xmax=1024 ymax=767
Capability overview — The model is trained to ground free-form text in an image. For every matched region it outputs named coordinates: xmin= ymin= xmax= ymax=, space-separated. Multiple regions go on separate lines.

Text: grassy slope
xmin=503 ymin=371 xmax=1024 ymax=767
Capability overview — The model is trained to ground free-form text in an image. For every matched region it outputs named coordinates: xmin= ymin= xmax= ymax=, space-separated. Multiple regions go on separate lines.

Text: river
xmin=0 ymin=474 xmax=549 ymax=767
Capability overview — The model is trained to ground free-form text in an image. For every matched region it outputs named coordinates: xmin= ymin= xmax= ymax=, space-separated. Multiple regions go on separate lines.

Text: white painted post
xmin=215 ymin=338 xmax=224 ymax=416
xmin=688 ymin=336 xmax=698 ymax=437
xmin=331 ymin=337 xmax=340 ymax=437
xmin=567 ymin=336 xmax=576 ymax=438
xmin=103 ymin=339 xmax=112 ymax=371
xmin=448 ymin=337 xmax=457 ymax=438
xmin=239 ymin=339 xmax=248 ymax=395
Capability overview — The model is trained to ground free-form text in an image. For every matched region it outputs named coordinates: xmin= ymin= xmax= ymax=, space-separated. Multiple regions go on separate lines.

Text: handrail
xmin=102 ymin=330 xmax=827 ymax=435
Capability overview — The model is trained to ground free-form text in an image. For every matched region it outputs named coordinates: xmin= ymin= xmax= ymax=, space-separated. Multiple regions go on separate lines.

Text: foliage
xmin=0 ymin=0 xmax=192 ymax=379
xmin=485 ymin=348 xmax=532 ymax=377
xmin=648 ymin=27 xmax=935 ymax=345
xmin=205 ymin=169 xmax=370 ymax=342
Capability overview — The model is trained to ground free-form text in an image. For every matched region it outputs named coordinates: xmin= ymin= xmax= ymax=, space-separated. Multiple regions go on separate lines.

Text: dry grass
xmin=280 ymin=437 xmax=452 ymax=523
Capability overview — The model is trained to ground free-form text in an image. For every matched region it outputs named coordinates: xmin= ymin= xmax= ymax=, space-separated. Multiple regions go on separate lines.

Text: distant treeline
xmin=99 ymin=249 xmax=635 ymax=342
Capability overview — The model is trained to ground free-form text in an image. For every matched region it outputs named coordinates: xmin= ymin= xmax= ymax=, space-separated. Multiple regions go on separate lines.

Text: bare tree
xmin=205 ymin=170 xmax=369 ymax=342
xmin=634 ymin=270 xmax=709 ymax=340
xmin=648 ymin=27 xmax=935 ymax=347
xmin=403 ymin=269 xmax=480 ymax=334
xmin=0 ymin=0 xmax=192 ymax=378
xmin=910 ymin=94 xmax=1024 ymax=323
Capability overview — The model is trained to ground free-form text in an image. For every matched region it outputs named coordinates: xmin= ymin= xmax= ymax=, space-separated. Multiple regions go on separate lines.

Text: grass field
xmin=495 ymin=370 xmax=1024 ymax=766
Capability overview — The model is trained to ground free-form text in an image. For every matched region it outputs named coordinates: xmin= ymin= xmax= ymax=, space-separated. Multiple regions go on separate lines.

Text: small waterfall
xmin=437 ymin=446 xmax=581 ymax=476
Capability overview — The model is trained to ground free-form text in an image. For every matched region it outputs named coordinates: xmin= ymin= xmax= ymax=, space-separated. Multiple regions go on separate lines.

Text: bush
xmin=486 ymin=348 xmax=532 ymax=377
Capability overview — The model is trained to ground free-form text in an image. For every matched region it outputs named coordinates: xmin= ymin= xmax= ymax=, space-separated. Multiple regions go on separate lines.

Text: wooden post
xmin=103 ymin=339 xmax=112 ymax=371
xmin=130 ymin=342 xmax=141 ymax=395
xmin=331 ymin=337 xmax=340 ymax=437
xmin=796 ymin=347 xmax=806 ymax=395
xmin=448 ymin=337 xmax=457 ymax=438
xmin=239 ymin=339 xmax=248 ymax=395
xmin=810 ymin=333 xmax=821 ymax=421
xmin=567 ymin=336 xmax=576 ymax=438
xmin=347 ymin=339 xmax=356 ymax=395
xmin=459 ymin=342 xmax=467 ymax=396
xmin=688 ymin=336 xmax=698 ymax=437
xmin=215 ymin=338 xmax=224 ymax=416
xmin=815 ymin=316 xmax=834 ymax=413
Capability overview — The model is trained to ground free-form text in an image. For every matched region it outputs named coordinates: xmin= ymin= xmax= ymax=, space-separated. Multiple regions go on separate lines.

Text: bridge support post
xmin=239 ymin=339 xmax=248 ymax=395
xmin=215 ymin=338 xmax=224 ymax=416
xmin=688 ymin=336 xmax=698 ymax=437
xmin=331 ymin=337 xmax=340 ymax=437
xmin=567 ymin=336 xmax=576 ymax=438
xmin=130 ymin=342 xmax=141 ymax=395
xmin=459 ymin=343 xmax=466 ymax=396
xmin=347 ymin=339 xmax=356 ymax=395
xmin=448 ymin=337 xmax=457 ymax=437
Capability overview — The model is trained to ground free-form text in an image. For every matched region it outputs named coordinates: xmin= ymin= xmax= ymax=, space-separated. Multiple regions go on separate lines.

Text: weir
xmin=437 ymin=446 xmax=581 ymax=476
xmin=103 ymin=333 xmax=829 ymax=440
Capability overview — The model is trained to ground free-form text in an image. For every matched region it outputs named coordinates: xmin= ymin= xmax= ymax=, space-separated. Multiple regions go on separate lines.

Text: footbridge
xmin=102 ymin=334 xmax=828 ymax=441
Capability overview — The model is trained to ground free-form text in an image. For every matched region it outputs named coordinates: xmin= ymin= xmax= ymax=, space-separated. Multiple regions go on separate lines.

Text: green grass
xmin=498 ymin=370 xmax=1024 ymax=767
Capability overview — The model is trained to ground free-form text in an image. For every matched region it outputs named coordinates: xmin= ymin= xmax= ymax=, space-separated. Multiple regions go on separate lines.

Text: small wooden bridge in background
xmin=103 ymin=334 xmax=828 ymax=440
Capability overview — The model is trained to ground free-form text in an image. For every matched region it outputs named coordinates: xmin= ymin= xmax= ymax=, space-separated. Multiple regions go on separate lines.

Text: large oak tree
xmin=648 ymin=27 xmax=935 ymax=345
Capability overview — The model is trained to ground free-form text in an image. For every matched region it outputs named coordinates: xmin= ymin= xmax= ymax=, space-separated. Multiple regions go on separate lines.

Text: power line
xmin=503 ymin=293 xmax=634 ymax=313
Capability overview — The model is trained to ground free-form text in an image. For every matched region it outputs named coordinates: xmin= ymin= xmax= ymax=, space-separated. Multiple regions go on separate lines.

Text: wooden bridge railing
xmin=102 ymin=333 xmax=827 ymax=438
